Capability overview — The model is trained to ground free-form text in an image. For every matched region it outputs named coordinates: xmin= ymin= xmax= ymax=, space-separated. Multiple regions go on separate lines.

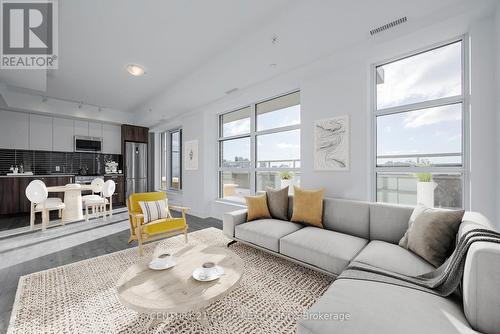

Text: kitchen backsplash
xmin=0 ymin=149 xmax=122 ymax=176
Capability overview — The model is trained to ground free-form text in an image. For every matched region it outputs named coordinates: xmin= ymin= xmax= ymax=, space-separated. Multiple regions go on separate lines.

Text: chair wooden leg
xmin=30 ymin=204 xmax=35 ymax=231
xmin=127 ymin=235 xmax=134 ymax=244
xmin=136 ymin=227 xmax=143 ymax=256
xmin=41 ymin=210 xmax=48 ymax=231
xmin=102 ymin=204 xmax=106 ymax=221
xmin=85 ymin=205 xmax=89 ymax=222
xmin=109 ymin=200 xmax=113 ymax=217
xmin=184 ymin=227 xmax=188 ymax=243
xmin=58 ymin=209 xmax=62 ymax=218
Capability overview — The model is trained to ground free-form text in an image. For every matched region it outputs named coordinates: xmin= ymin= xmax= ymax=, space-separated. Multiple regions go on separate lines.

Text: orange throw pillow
xmin=245 ymin=194 xmax=272 ymax=222
xmin=291 ymin=186 xmax=324 ymax=228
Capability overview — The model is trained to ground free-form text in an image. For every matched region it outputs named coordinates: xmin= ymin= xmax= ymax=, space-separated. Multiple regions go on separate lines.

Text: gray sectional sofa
xmin=223 ymin=197 xmax=500 ymax=334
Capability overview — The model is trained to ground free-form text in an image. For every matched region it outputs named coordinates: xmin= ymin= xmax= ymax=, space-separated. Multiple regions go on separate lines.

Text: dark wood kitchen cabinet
xmin=0 ymin=178 xmax=20 ymax=215
xmin=104 ymin=174 xmax=124 ymax=206
xmin=121 ymin=124 xmax=149 ymax=143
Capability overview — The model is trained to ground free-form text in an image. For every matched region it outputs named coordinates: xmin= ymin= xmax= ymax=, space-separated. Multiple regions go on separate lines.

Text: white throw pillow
xmin=139 ymin=199 xmax=172 ymax=223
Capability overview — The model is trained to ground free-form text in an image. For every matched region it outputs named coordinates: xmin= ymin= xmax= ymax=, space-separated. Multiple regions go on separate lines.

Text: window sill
xmin=213 ymin=199 xmax=247 ymax=208
xmin=158 ymin=188 xmax=183 ymax=195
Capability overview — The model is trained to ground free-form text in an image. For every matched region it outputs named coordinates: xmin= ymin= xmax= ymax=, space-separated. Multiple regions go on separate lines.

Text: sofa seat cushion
xmin=279 ymin=227 xmax=368 ymax=275
xmin=235 ymin=219 xmax=303 ymax=252
xmin=353 ymin=240 xmax=434 ymax=276
xmin=298 ymin=279 xmax=476 ymax=334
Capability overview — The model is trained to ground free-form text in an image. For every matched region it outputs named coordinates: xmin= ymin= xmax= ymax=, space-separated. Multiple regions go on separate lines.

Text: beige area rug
xmin=8 ymin=227 xmax=334 ymax=334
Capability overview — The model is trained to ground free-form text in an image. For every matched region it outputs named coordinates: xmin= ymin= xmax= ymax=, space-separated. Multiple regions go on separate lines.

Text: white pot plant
xmin=279 ymin=171 xmax=294 ymax=189
xmin=415 ymin=172 xmax=437 ymax=208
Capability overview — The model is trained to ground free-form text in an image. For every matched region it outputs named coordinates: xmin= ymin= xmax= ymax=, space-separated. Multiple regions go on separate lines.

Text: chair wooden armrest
xmin=169 ymin=205 xmax=190 ymax=220
xmin=129 ymin=212 xmax=144 ymax=226
xmin=169 ymin=205 xmax=190 ymax=212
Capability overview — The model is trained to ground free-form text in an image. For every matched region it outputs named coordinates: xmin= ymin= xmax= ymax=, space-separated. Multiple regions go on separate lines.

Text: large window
xmin=374 ymin=40 xmax=467 ymax=208
xmin=218 ymin=91 xmax=300 ymax=202
xmin=160 ymin=129 xmax=182 ymax=190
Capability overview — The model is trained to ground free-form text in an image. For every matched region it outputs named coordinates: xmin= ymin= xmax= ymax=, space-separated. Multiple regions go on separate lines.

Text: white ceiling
xmin=0 ymin=0 xmax=498 ymax=126
xmin=51 ymin=0 xmax=293 ymax=111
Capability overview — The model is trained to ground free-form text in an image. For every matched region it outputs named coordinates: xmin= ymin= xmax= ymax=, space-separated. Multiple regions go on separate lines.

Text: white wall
xmin=468 ymin=16 xmax=497 ymax=223
xmin=153 ymin=11 xmax=499 ymax=226
xmin=300 ymin=64 xmax=370 ymax=200
xmin=496 ymin=4 xmax=500 ymax=227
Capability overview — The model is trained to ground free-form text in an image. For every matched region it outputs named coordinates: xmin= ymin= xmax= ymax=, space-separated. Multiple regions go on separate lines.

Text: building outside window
xmin=218 ymin=91 xmax=300 ymax=203
xmin=373 ymin=39 xmax=467 ymax=208
xmin=160 ymin=128 xmax=182 ymax=190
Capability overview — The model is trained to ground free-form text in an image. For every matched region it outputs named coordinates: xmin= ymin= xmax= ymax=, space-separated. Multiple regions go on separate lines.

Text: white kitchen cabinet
xmin=74 ymin=120 xmax=89 ymax=136
xmin=102 ymin=124 xmax=121 ymax=154
xmin=0 ymin=110 xmax=29 ymax=149
xmin=89 ymin=122 xmax=102 ymax=138
xmin=29 ymin=114 xmax=53 ymax=151
xmin=52 ymin=117 xmax=74 ymax=152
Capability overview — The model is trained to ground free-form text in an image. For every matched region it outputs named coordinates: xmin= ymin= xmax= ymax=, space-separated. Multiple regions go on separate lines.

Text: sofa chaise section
xmin=298 ymin=279 xmax=478 ymax=334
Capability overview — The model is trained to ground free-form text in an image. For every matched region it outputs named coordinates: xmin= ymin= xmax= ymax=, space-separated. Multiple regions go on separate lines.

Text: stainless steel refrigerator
xmin=125 ymin=142 xmax=148 ymax=197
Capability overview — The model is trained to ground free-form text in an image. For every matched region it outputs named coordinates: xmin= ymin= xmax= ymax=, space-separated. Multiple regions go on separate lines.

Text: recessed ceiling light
xmin=126 ymin=64 xmax=145 ymax=77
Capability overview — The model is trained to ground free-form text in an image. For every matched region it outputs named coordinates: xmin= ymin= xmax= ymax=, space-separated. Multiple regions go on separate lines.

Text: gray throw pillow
xmin=265 ymin=187 xmax=289 ymax=220
xmin=405 ymin=207 xmax=465 ymax=267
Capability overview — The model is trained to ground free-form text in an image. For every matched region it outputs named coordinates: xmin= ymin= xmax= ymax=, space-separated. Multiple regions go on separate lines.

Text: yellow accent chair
xmin=127 ymin=192 xmax=189 ymax=255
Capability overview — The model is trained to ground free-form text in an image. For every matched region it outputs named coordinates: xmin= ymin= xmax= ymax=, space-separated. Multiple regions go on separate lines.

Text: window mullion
xmin=250 ymin=103 xmax=257 ymax=195
xmin=375 ymin=95 xmax=463 ymax=117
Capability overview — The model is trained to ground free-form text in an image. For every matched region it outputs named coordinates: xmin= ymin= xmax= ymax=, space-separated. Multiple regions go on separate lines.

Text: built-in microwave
xmin=74 ymin=136 xmax=102 ymax=153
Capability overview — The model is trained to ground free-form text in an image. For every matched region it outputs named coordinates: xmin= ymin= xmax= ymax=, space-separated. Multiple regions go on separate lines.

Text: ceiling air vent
xmin=370 ymin=16 xmax=407 ymax=36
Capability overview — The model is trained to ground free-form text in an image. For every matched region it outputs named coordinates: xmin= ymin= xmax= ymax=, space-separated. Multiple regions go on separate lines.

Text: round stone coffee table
xmin=116 ymin=244 xmax=243 ymax=328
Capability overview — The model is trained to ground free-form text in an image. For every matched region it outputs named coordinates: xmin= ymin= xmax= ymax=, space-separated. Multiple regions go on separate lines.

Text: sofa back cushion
xmin=322 ymin=198 xmax=370 ymax=239
xmin=369 ymin=203 xmax=414 ymax=244
xmin=287 ymin=196 xmax=370 ymax=238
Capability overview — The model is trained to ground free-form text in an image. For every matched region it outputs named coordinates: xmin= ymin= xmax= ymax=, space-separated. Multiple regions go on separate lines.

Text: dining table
xmin=47 ymin=184 xmax=93 ymax=223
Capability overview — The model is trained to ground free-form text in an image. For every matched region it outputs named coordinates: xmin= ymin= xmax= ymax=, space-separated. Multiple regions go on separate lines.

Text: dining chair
xmin=102 ymin=180 xmax=116 ymax=219
xmin=26 ymin=180 xmax=66 ymax=231
xmin=83 ymin=178 xmax=105 ymax=222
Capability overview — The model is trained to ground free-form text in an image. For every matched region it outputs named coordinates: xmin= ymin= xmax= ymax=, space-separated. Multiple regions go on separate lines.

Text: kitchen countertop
xmin=0 ymin=174 xmax=76 ymax=178
xmin=1 ymin=173 xmax=124 ymax=178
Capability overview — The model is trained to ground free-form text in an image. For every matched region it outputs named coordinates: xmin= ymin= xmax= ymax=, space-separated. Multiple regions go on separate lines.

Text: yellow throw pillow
xmin=291 ymin=186 xmax=324 ymax=228
xmin=245 ymin=194 xmax=272 ymax=222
